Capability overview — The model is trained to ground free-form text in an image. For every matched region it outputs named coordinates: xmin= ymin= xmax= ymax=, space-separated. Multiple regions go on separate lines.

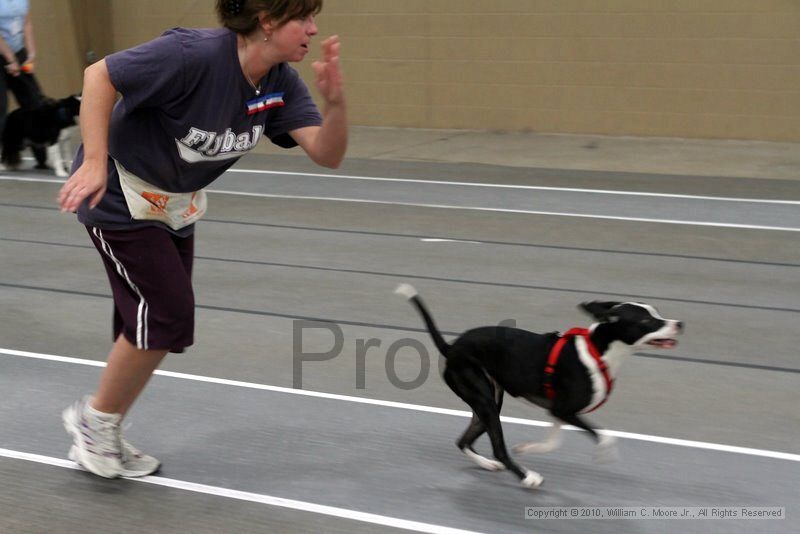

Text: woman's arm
xmin=58 ymin=59 xmax=119 ymax=212
xmin=290 ymin=35 xmax=347 ymax=168
xmin=0 ymin=36 xmax=19 ymax=76
xmin=23 ymin=13 xmax=35 ymax=61
xmin=290 ymin=104 xmax=346 ymax=169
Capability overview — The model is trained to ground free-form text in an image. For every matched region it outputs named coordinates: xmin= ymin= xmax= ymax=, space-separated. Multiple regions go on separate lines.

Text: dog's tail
xmin=394 ymin=283 xmax=450 ymax=357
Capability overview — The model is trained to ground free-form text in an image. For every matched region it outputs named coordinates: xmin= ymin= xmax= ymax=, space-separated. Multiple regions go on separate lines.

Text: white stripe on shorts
xmin=92 ymin=227 xmax=149 ymax=350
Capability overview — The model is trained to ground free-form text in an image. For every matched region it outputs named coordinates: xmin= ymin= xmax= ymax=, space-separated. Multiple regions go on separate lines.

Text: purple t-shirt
xmin=77 ymin=27 xmax=322 ymax=235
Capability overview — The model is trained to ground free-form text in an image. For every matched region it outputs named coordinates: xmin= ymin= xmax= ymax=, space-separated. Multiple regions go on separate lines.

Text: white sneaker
xmin=69 ymin=438 xmax=160 ymax=478
xmin=62 ymin=396 xmax=124 ymax=478
xmin=119 ymin=437 xmax=160 ymax=477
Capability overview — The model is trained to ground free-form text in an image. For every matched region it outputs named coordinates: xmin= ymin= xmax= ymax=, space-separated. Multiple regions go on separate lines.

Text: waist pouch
xmin=116 ymin=159 xmax=206 ymax=231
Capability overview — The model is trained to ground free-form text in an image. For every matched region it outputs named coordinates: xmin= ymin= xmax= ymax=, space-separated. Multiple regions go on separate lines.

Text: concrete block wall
xmin=27 ymin=0 xmax=84 ymax=96
xmin=28 ymin=0 xmax=800 ymax=141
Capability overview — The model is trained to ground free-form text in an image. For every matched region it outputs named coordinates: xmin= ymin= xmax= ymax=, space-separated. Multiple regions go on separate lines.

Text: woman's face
xmin=269 ymin=15 xmax=318 ymax=62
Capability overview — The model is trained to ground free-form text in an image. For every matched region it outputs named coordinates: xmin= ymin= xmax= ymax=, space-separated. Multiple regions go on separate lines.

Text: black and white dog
xmin=395 ymin=283 xmax=682 ymax=489
xmin=1 ymin=94 xmax=81 ymax=177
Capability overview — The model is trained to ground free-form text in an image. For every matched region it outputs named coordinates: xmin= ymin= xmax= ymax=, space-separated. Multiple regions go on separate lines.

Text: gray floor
xmin=1 ymin=154 xmax=798 ymax=533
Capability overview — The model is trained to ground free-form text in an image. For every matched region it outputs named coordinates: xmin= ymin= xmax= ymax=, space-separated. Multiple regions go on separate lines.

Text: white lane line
xmin=3 ymin=347 xmax=799 ymax=463
xmin=204 ymin=190 xmax=800 ymax=232
xmin=3 ymin=169 xmax=798 ymax=205
xmin=3 ymin=174 xmax=798 ymax=232
xmin=224 ymin=169 xmax=800 ymax=205
xmin=0 ymin=175 xmax=64 ymax=184
xmin=4 ymin=177 xmax=798 ymax=231
xmin=420 ymin=238 xmax=482 ymax=244
xmin=0 ymin=448 xmax=482 ymax=534
xmin=9 ymin=176 xmax=796 ymax=232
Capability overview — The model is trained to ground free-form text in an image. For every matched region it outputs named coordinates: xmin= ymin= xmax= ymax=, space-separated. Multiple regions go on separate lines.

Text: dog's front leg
xmin=556 ymin=412 xmax=618 ymax=463
xmin=593 ymin=433 xmax=618 ymax=464
xmin=513 ymin=420 xmax=563 ymax=454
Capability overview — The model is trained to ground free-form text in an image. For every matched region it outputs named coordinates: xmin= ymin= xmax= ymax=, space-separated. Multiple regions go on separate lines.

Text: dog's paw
xmin=462 ymin=448 xmax=506 ymax=471
xmin=54 ymin=165 xmax=69 ymax=177
xmin=521 ymin=470 xmax=544 ymax=489
xmin=479 ymin=459 xmax=506 ymax=472
xmin=594 ymin=435 xmax=619 ymax=464
xmin=513 ymin=440 xmax=559 ymax=454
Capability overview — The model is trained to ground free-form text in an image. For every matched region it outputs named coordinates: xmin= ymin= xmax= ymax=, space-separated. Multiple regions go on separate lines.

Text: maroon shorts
xmin=86 ymin=225 xmax=195 ymax=353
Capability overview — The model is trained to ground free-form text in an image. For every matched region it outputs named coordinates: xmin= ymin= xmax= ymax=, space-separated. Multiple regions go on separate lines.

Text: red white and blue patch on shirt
xmin=246 ymin=92 xmax=285 ymax=115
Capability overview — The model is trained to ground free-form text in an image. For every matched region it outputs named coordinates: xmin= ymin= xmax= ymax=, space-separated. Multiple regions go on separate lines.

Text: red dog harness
xmin=543 ymin=328 xmax=614 ymax=413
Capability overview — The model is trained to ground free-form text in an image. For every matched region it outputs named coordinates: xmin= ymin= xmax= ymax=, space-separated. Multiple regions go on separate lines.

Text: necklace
xmin=245 ymin=70 xmax=262 ymax=96
xmin=242 ymin=39 xmax=262 ymax=96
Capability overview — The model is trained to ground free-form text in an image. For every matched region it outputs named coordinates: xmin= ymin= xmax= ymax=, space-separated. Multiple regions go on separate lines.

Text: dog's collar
xmin=543 ymin=328 xmax=614 ymax=412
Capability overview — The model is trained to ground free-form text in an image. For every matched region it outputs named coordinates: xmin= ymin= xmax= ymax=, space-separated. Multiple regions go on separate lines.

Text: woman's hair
xmin=216 ymin=0 xmax=322 ymax=34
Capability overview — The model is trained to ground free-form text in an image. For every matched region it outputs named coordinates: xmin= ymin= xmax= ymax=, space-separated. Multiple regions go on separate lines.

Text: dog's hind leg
xmin=513 ymin=419 xmax=563 ymax=454
xmin=457 ymin=381 xmax=507 ymax=470
xmin=477 ymin=404 xmax=544 ymax=488
xmin=444 ymin=366 xmax=543 ymax=488
xmin=458 ymin=414 xmax=505 ymax=471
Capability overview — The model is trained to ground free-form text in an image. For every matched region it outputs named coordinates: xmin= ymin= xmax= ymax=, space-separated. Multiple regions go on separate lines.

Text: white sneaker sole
xmin=68 ymin=446 xmax=159 ymax=478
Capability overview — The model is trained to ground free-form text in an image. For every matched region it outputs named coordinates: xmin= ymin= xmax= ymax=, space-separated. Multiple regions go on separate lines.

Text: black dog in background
xmin=1 ymin=94 xmax=81 ymax=176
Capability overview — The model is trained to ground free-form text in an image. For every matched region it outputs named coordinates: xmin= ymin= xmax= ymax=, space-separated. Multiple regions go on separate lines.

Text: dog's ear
xmin=579 ymin=301 xmax=622 ymax=320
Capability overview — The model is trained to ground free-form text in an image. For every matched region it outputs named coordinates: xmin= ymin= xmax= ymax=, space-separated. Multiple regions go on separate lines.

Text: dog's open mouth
xmin=647 ymin=339 xmax=677 ymax=348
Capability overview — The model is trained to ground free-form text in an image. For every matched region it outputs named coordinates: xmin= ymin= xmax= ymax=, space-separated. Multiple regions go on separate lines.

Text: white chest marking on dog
xmin=575 ymin=336 xmax=609 ymax=413
xmin=603 ymin=341 xmax=632 ymax=378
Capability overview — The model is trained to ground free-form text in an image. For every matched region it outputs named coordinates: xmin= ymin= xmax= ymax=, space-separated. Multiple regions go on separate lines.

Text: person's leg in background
xmin=5 ymin=48 xmax=46 ymax=166
xmin=0 ymin=64 xmax=9 ymax=155
xmin=7 ymin=48 xmax=42 ymax=109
